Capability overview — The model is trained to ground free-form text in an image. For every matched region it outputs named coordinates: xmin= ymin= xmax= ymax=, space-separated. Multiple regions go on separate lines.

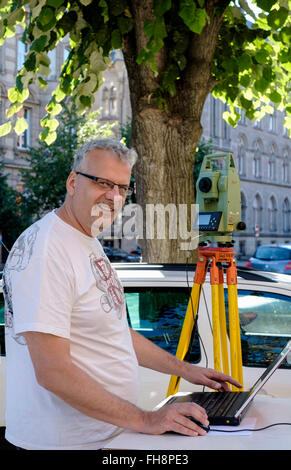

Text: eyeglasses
xmin=76 ymin=171 xmax=133 ymax=197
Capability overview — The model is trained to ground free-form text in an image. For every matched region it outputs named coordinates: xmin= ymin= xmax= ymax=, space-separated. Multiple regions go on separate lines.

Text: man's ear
xmin=66 ymin=171 xmax=77 ymax=196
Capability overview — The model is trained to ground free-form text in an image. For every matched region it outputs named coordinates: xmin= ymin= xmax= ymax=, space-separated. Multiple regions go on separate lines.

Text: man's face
xmin=66 ymin=149 xmax=131 ymax=237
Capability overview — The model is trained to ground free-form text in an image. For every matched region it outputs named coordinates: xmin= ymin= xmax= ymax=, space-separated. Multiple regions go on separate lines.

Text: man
xmin=3 ymin=139 xmax=241 ymax=450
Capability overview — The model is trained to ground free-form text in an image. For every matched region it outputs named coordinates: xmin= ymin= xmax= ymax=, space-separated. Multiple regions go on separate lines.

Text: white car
xmin=1 ymin=264 xmax=291 ymax=441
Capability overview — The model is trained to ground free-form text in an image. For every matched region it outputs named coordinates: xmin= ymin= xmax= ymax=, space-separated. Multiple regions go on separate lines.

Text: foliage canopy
xmin=0 ymin=0 xmax=290 ymax=143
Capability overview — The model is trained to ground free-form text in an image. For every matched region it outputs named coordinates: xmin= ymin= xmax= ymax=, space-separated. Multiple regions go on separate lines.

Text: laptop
xmin=159 ymin=340 xmax=291 ymax=426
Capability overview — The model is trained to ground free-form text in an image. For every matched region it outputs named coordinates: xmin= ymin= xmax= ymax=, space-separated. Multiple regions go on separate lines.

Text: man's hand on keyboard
xmin=182 ymin=364 xmax=242 ymax=391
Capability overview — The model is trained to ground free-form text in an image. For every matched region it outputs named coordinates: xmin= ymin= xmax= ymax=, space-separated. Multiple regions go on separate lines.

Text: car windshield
xmin=255 ymin=246 xmax=291 ymax=261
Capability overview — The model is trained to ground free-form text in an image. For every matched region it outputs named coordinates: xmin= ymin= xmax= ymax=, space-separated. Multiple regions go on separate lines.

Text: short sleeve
xmin=7 ymin=237 xmax=75 ymax=339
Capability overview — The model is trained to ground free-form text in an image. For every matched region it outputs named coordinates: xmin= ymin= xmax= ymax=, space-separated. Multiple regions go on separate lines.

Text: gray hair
xmin=72 ymin=138 xmax=138 ymax=171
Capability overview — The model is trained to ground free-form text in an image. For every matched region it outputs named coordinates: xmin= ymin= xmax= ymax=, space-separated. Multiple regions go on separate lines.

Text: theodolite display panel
xmin=198 ymin=211 xmax=222 ymax=231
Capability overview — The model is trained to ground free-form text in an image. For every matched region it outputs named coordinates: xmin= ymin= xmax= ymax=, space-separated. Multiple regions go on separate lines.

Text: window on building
xmin=17 ymin=40 xmax=28 ymax=71
xmin=253 ymin=194 xmax=263 ymax=231
xmin=283 ymin=155 xmax=289 ymax=183
xmin=253 ymin=118 xmax=262 ymax=129
xmin=238 ymin=107 xmax=246 ymax=125
xmin=253 ymin=150 xmax=261 ymax=178
xmin=109 ymin=86 xmax=117 ymax=116
xmin=269 ymin=109 xmax=276 ymax=133
xmin=268 ymin=156 xmax=276 ymax=181
xmin=268 ymin=196 xmax=277 ymax=232
xmin=237 ymin=139 xmax=246 ymax=176
xmin=283 ymin=198 xmax=291 ymax=233
xmin=16 ymin=108 xmax=31 ymax=149
xmin=241 ymin=192 xmax=247 ymax=223
xmin=102 ymin=87 xmax=110 ymax=117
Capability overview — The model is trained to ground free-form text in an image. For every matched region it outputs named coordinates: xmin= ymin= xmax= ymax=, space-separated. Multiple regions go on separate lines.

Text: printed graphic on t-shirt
xmin=89 ymin=253 xmax=124 ymax=319
xmin=8 ymin=224 xmax=39 ymax=271
xmin=3 ymin=224 xmax=40 ymax=345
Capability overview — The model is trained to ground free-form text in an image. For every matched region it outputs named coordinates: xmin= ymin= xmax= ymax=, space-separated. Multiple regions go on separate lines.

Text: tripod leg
xmin=166 ymin=282 xmax=202 ymax=397
xmin=229 ymin=283 xmax=243 ymax=387
xmin=211 ymin=283 xmax=221 ymax=373
xmin=218 ymin=268 xmax=230 ymax=376
xmin=228 ymin=283 xmax=243 ymax=391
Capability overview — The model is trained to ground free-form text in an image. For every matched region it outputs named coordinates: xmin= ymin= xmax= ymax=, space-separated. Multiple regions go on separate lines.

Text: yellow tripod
xmin=167 ymin=246 xmax=243 ymax=397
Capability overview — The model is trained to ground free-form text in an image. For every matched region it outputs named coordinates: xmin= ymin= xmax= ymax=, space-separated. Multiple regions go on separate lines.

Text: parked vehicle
xmin=103 ymin=246 xmax=141 ymax=263
xmin=1 ymin=264 xmax=291 ymax=427
xmin=246 ymin=244 xmax=291 ymax=274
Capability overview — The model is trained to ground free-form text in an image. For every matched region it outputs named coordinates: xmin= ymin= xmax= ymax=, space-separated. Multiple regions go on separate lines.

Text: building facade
xmin=202 ymin=94 xmax=291 ymax=257
xmin=0 ymin=36 xmax=290 ymax=257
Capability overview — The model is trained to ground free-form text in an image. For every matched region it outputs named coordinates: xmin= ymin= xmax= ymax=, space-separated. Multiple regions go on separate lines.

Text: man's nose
xmin=105 ymin=184 xmax=120 ymax=199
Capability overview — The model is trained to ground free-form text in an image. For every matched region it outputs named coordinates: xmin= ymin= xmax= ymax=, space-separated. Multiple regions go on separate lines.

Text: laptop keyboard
xmin=190 ymin=392 xmax=242 ymax=417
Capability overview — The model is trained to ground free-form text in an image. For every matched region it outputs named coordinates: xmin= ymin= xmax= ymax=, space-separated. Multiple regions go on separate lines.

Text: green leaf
xmin=38 ymin=7 xmax=55 ymax=26
xmin=221 ymin=57 xmax=238 ymax=74
xmin=0 ymin=121 xmax=11 ymax=137
xmin=280 ymin=26 xmax=291 ymax=44
xmin=99 ymin=0 xmax=109 ymax=22
xmin=110 ymin=0 xmax=127 ymax=16
xmin=8 ymin=87 xmax=19 ymax=103
xmin=254 ymin=49 xmax=268 ymax=64
xmin=30 ymin=35 xmax=48 ymax=52
xmin=111 ymin=29 xmax=122 ymax=49
xmin=238 ymin=53 xmax=252 ymax=72
xmin=14 ymin=117 xmax=28 ymax=135
xmin=256 ymin=0 xmax=277 ymax=11
xmin=117 ymin=17 xmax=133 ymax=34
xmin=24 ymin=52 xmax=36 ymax=71
xmin=179 ymin=1 xmax=207 ymax=34
xmin=239 ymin=73 xmax=251 ymax=88
xmin=43 ymin=129 xmax=57 ymax=144
xmin=47 ymin=102 xmax=63 ymax=116
xmin=36 ymin=76 xmax=48 ymax=90
xmin=41 ymin=117 xmax=59 ymax=131
xmin=154 ymin=0 xmax=171 ymax=16
xmin=268 ymin=89 xmax=281 ymax=103
xmin=262 ymin=65 xmax=274 ymax=82
xmin=16 ymin=75 xmax=23 ymax=93
xmin=254 ymin=77 xmax=269 ymax=92
xmin=6 ymin=102 xmax=22 ymax=118
xmin=54 ymin=86 xmax=66 ymax=102
xmin=240 ymin=95 xmax=253 ymax=110
xmin=267 ymin=7 xmax=289 ymax=29
xmin=47 ymin=0 xmax=64 ymax=7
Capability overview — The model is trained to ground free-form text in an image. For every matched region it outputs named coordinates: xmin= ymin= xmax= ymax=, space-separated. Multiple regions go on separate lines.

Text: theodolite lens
xmin=198 ymin=177 xmax=212 ymax=193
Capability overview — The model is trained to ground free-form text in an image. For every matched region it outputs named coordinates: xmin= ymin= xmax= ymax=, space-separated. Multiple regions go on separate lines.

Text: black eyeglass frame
xmin=75 ymin=171 xmax=133 ymax=197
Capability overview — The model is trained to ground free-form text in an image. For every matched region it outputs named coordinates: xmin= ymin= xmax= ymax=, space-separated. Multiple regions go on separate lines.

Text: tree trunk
xmin=123 ymin=0 xmax=223 ymax=263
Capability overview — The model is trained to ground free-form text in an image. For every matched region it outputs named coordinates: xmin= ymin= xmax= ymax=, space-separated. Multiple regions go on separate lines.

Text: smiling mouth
xmin=91 ymin=203 xmax=114 ymax=216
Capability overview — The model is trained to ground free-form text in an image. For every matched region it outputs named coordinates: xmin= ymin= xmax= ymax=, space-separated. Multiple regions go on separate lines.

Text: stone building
xmin=0 ymin=35 xmax=290 ymax=258
xmin=202 ymin=94 xmax=291 ymax=257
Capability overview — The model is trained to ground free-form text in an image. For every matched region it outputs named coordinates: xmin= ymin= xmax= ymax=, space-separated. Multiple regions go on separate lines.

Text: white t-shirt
xmin=3 ymin=211 xmax=139 ymax=450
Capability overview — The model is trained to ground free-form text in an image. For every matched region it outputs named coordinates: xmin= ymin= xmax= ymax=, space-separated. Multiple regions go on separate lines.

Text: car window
xmin=255 ymin=246 xmax=291 ymax=260
xmin=0 ymin=293 xmax=5 ymax=356
xmin=124 ymin=287 xmax=201 ymax=364
xmin=225 ymin=290 xmax=291 ymax=368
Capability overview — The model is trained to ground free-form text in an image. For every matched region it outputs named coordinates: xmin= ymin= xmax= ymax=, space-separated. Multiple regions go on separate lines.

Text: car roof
xmin=256 ymin=244 xmax=291 ymax=249
xmin=112 ymin=262 xmax=291 ymax=286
